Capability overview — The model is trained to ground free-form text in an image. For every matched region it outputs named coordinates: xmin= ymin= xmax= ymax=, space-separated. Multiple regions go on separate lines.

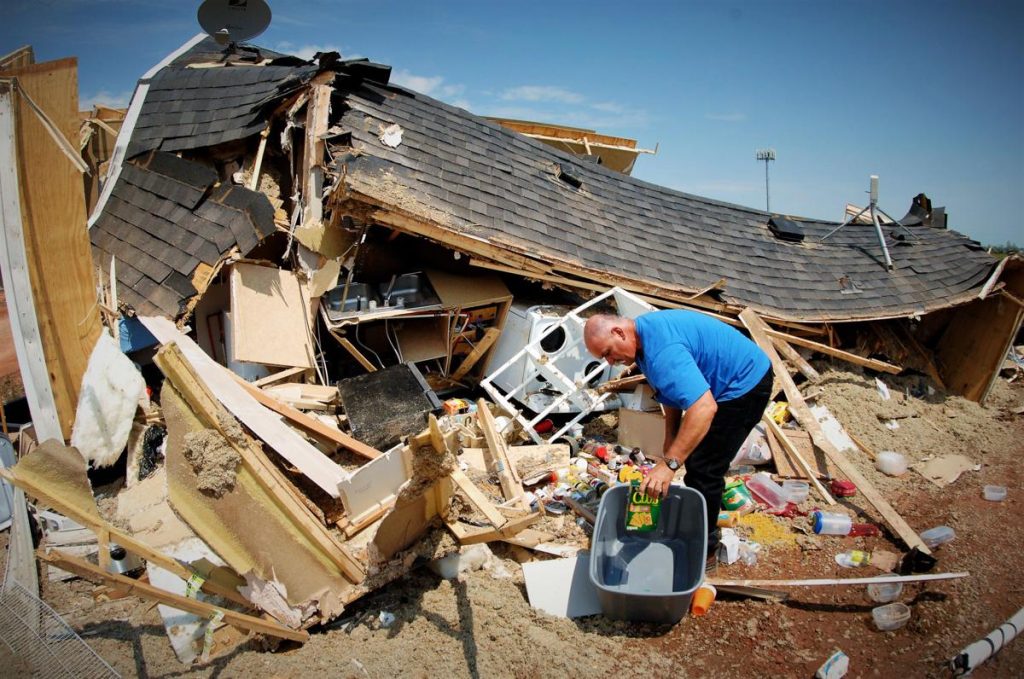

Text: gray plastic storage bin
xmin=588 ymin=484 xmax=707 ymax=623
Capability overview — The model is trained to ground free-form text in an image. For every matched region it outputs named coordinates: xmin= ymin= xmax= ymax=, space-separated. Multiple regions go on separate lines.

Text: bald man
xmin=584 ymin=310 xmax=772 ymax=560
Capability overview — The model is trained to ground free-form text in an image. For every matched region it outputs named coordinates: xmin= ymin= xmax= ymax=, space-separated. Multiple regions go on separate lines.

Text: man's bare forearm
xmin=664 ymin=392 xmax=717 ymax=463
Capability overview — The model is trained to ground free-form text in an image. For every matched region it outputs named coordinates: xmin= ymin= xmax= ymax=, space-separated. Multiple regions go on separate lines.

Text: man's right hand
xmin=639 ymin=461 xmax=675 ymax=498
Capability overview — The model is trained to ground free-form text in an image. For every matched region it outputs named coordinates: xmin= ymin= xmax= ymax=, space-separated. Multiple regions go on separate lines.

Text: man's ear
xmin=612 ymin=326 xmax=626 ymax=340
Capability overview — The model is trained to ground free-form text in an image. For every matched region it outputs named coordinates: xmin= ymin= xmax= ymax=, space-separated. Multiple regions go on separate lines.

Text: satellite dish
xmin=198 ymin=0 xmax=272 ymax=45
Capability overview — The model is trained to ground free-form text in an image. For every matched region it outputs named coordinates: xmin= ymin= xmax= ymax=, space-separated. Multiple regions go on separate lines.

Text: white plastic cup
xmin=876 ymin=451 xmax=908 ymax=477
xmin=782 ymin=480 xmax=809 ymax=504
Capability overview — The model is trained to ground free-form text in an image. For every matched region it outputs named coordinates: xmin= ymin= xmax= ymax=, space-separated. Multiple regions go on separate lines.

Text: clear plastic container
xmin=983 ymin=485 xmax=1007 ymax=502
xmin=876 ymin=451 xmax=908 ymax=477
xmin=813 ymin=511 xmax=853 ymax=535
xmin=867 ymin=582 xmax=903 ymax=603
xmin=872 ymin=602 xmax=911 ymax=631
xmin=782 ymin=480 xmax=809 ymax=504
xmin=920 ymin=525 xmax=956 ymax=549
xmin=746 ymin=472 xmax=788 ymax=509
xmin=835 ymin=550 xmax=871 ymax=567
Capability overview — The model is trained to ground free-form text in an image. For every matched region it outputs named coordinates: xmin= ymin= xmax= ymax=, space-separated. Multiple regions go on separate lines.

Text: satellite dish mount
xmin=197 ymin=0 xmax=272 ymax=54
xmin=820 ymin=175 xmax=917 ymax=271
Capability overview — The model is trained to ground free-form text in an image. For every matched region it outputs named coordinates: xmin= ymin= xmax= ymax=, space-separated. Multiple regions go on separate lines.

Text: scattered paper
xmin=875 ymin=378 xmax=891 ymax=401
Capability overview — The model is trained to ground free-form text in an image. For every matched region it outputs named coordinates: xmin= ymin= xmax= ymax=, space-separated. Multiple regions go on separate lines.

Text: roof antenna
xmin=197 ymin=0 xmax=272 ymax=58
xmin=819 ymin=175 xmax=917 ymax=271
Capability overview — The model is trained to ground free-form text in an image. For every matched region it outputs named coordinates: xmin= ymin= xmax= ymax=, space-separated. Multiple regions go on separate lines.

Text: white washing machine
xmin=486 ymin=303 xmax=618 ymax=414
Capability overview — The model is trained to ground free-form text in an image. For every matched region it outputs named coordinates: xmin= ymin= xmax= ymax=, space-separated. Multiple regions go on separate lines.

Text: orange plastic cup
xmin=690 ymin=583 xmax=716 ymax=616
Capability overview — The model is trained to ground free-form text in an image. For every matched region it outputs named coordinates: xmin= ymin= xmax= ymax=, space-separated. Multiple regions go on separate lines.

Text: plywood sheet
xmin=617 ymin=408 xmax=665 ymax=456
xmin=229 ymin=262 xmax=315 ymax=369
xmin=522 ymin=553 xmax=602 ymax=618
xmin=426 ymin=269 xmax=511 ymax=308
xmin=395 ymin=317 xmax=449 ymax=362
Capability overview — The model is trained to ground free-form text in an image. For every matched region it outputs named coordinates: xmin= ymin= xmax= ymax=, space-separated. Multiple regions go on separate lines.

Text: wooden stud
xmin=771 ymin=336 xmax=820 ymax=382
xmin=475 ymin=399 xmax=529 ymax=509
xmin=740 ymin=308 xmax=930 ymax=554
xmin=38 ymin=548 xmax=309 ymax=642
xmin=329 ymin=330 xmax=378 ymax=372
xmin=445 ymin=511 xmax=542 ymax=545
xmin=232 ymin=371 xmax=380 ymax=461
xmin=762 ymin=417 xmax=835 ymax=505
xmin=450 ymin=327 xmax=502 ymax=382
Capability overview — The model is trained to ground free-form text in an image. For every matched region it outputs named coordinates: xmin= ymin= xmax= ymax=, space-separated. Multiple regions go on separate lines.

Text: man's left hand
xmin=639 ymin=461 xmax=676 ymax=498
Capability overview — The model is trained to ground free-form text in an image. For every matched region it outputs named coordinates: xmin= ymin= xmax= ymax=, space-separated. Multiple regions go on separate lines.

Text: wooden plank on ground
xmin=38 ymin=548 xmax=308 ymax=642
xmin=449 ymin=469 xmax=507 ymax=529
xmin=740 ymin=308 xmax=930 ymax=554
xmin=767 ymin=427 xmax=825 ymax=478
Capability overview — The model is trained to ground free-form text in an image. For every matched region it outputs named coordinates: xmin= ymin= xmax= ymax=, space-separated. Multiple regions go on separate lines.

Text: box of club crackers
xmin=624 ymin=481 xmax=661 ymax=532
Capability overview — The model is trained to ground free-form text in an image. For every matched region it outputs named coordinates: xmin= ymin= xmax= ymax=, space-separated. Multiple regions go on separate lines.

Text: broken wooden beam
xmin=38 ymin=548 xmax=309 ymax=643
xmin=450 ymin=327 xmax=501 ymax=382
xmin=771 ymin=336 xmax=821 ymax=382
xmin=740 ymin=308 xmax=930 ymax=554
xmin=475 ymin=399 xmax=529 ymax=510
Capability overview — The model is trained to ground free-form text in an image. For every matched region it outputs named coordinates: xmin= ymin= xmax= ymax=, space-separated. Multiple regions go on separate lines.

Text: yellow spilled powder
xmin=738 ymin=512 xmax=799 ymax=549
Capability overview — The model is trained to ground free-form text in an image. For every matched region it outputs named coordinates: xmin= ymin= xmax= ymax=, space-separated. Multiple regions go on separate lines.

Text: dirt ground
xmin=4 ymin=363 xmax=1024 ymax=679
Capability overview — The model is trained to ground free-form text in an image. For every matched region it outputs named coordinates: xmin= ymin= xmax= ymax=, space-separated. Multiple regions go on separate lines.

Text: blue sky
xmin=5 ymin=1 xmax=1022 ymax=246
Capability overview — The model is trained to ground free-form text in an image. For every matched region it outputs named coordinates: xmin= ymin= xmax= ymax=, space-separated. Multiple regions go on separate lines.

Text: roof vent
xmin=554 ymin=163 xmax=583 ymax=189
xmin=767 ymin=215 xmax=804 ymax=242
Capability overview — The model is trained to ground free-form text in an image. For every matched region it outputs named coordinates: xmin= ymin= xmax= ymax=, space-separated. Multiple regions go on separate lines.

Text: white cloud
xmin=390 ymin=70 xmax=470 ymax=108
xmin=80 ymin=89 xmax=133 ymax=110
xmin=705 ymin=112 xmax=747 ymax=122
xmin=274 ymin=42 xmax=347 ymax=60
xmin=500 ymin=85 xmax=585 ymax=105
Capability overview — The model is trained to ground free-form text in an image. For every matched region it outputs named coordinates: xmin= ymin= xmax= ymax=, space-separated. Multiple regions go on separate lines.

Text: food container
xmin=813 ymin=511 xmax=852 ymax=535
xmin=872 ymin=602 xmax=911 ymax=631
xmin=867 ymin=582 xmax=903 ymax=603
xmin=875 ymin=451 xmax=908 ymax=477
xmin=782 ymin=480 xmax=809 ymax=504
xmin=746 ymin=472 xmax=789 ymax=509
xmin=919 ymin=525 xmax=956 ymax=549
xmin=983 ymin=485 xmax=1007 ymax=502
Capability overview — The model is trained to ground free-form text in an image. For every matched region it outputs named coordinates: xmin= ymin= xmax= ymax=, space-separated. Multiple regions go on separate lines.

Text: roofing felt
xmin=332 ymin=83 xmax=997 ymax=322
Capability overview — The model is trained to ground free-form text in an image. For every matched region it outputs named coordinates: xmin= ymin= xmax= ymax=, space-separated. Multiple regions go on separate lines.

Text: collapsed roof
xmin=90 ymin=36 xmax=998 ymax=324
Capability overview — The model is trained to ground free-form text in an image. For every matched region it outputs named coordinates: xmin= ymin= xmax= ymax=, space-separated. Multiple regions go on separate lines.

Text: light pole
xmin=756 ymin=148 xmax=775 ymax=213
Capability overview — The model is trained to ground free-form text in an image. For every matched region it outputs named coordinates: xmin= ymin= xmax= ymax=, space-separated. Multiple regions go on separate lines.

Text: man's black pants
xmin=683 ymin=368 xmax=773 ymax=555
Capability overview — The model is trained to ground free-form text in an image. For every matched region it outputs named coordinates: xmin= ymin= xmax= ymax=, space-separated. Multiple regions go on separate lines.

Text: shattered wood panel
xmin=935 ymin=294 xmax=1024 ymax=402
xmin=2 ymin=58 xmax=102 ymax=438
xmin=162 ymin=384 xmax=353 ymax=621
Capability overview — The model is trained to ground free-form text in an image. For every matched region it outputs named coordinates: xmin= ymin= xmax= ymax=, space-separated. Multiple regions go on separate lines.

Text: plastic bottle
xmin=813 ymin=511 xmax=881 ymax=537
xmin=835 ymin=550 xmax=872 ymax=568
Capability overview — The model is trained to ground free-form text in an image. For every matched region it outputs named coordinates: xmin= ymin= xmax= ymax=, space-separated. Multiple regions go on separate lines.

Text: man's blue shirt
xmin=634 ymin=310 xmax=770 ymax=409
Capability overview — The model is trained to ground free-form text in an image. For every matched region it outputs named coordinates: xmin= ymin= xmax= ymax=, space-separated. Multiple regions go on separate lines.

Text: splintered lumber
xmin=771 ymin=336 xmax=820 ymax=382
xmin=764 ymin=328 xmax=902 ymax=375
xmin=475 ymin=399 xmax=529 ymax=509
xmin=233 ymin=374 xmax=380 ymax=461
xmin=445 ymin=511 xmax=542 ymax=545
xmin=38 ymin=549 xmax=309 ymax=643
xmin=155 ymin=343 xmax=366 ymax=583
xmin=450 ymin=327 xmax=501 ymax=382
xmin=596 ymin=373 xmax=647 ymax=394
xmin=740 ymin=308 xmax=930 ymax=554
xmin=708 ymin=572 xmax=969 ymax=588
xmin=762 ymin=417 xmax=835 ymax=505
xmin=450 ymin=469 xmax=507 ymax=530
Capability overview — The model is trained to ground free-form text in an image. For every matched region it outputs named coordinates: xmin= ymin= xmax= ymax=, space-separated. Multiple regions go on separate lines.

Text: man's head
xmin=583 ymin=314 xmax=638 ymax=366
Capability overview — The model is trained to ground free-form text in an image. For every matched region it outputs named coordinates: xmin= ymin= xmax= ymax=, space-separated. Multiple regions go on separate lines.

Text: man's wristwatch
xmin=664 ymin=457 xmax=682 ymax=471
